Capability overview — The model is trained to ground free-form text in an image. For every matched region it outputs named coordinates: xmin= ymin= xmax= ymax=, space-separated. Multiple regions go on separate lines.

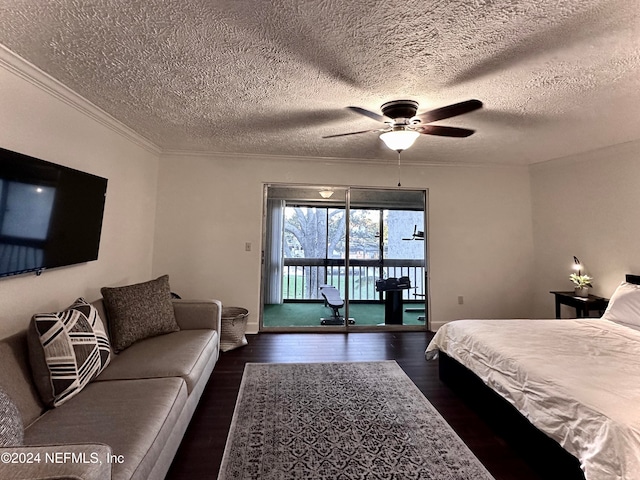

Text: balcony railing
xmin=282 ymin=258 xmax=425 ymax=301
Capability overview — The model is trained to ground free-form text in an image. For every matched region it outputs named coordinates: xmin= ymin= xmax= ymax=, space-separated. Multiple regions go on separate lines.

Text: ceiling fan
xmin=323 ymin=99 xmax=483 ymax=151
xmin=402 ymin=225 xmax=425 ymax=241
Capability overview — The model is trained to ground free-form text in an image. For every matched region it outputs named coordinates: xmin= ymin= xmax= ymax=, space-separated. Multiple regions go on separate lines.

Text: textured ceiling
xmin=1 ymin=0 xmax=639 ymax=165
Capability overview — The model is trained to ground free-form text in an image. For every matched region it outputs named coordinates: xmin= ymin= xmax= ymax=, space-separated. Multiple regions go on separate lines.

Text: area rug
xmin=218 ymin=361 xmax=494 ymax=479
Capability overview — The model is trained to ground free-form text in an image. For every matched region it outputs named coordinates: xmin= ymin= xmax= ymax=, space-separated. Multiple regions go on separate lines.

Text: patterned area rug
xmin=218 ymin=361 xmax=495 ymax=479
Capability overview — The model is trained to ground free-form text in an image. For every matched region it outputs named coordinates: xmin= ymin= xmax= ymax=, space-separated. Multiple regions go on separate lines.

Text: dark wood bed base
xmin=439 ymin=353 xmax=585 ymax=479
xmin=626 ymin=274 xmax=640 ymax=285
xmin=439 ymin=275 xmax=639 ymax=479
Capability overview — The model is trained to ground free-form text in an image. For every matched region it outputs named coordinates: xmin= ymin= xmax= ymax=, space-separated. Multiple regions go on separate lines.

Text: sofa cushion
xmin=28 ymin=298 xmax=112 ymax=407
xmin=0 ymin=444 xmax=113 ymax=480
xmin=101 ymin=275 xmax=180 ymax=353
xmin=24 ymin=377 xmax=187 ymax=480
xmin=0 ymin=387 xmax=23 ymax=446
xmin=0 ymin=332 xmax=46 ymax=429
xmin=96 ymin=329 xmax=218 ymax=394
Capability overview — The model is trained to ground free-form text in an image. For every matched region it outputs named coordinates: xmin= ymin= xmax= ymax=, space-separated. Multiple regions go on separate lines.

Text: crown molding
xmin=159 ymin=148 xmax=527 ymax=169
xmin=0 ymin=44 xmax=161 ymax=155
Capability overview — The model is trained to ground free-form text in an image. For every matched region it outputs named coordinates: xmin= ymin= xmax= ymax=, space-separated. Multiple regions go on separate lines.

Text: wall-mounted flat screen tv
xmin=0 ymin=147 xmax=108 ymax=278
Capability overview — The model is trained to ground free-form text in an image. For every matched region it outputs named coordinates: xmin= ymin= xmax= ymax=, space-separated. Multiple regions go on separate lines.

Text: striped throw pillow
xmin=28 ymin=298 xmax=111 ymax=407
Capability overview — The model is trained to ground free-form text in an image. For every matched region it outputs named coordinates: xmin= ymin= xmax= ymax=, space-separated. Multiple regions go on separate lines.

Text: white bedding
xmin=426 ymin=318 xmax=640 ymax=480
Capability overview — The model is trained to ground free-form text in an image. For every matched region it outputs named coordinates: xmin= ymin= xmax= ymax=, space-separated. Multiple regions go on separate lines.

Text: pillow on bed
xmin=602 ymin=282 xmax=640 ymax=327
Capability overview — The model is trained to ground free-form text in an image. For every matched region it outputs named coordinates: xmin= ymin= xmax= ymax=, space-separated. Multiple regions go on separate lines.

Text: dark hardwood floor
xmin=166 ymin=332 xmax=576 ymax=480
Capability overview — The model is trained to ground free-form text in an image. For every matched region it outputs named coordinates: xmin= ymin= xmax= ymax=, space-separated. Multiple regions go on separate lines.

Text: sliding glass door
xmin=348 ymin=188 xmax=427 ymax=330
xmin=262 ymin=186 xmax=348 ymax=330
xmin=261 ymin=185 xmax=428 ymax=331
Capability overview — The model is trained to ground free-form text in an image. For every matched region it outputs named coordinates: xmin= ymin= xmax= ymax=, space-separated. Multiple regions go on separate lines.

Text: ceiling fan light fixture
xmin=379 ymin=129 xmax=420 ymax=152
xmin=319 ymin=189 xmax=334 ymax=198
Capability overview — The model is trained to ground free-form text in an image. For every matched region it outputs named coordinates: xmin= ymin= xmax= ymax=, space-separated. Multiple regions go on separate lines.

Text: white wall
xmin=530 ymin=140 xmax=640 ymax=318
xmin=153 ymin=153 xmax=535 ymax=332
xmin=3 ymin=47 xmax=635 ymax=339
xmin=0 ymin=50 xmax=160 ymax=338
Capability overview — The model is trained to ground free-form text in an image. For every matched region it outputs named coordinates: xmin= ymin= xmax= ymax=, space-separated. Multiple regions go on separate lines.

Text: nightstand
xmin=550 ymin=291 xmax=609 ymax=319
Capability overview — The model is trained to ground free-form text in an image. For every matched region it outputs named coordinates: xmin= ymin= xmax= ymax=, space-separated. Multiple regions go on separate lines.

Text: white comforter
xmin=426 ymin=318 xmax=640 ymax=480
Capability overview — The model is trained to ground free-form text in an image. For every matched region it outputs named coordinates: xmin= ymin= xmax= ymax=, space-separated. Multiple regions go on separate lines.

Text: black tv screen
xmin=0 ymin=147 xmax=108 ymax=278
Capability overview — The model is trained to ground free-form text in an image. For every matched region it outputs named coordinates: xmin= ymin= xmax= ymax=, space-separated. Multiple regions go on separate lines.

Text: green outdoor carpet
xmin=263 ymin=302 xmax=425 ymax=327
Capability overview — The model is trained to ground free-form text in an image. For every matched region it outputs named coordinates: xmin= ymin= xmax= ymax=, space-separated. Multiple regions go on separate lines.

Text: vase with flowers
xmin=570 ymin=273 xmax=593 ymax=297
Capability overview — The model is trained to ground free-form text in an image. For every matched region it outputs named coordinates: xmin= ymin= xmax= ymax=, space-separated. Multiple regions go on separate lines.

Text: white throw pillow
xmin=602 ymin=282 xmax=640 ymax=327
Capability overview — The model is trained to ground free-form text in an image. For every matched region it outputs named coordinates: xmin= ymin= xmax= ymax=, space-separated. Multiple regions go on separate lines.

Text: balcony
xmin=282 ymin=258 xmax=425 ymax=301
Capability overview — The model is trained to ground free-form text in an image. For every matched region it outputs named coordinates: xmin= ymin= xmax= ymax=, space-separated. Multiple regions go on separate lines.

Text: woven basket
xmin=220 ymin=307 xmax=249 ymax=352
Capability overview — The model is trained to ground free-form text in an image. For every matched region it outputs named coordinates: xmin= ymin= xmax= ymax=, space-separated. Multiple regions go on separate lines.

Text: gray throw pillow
xmin=0 ymin=387 xmax=23 ymax=446
xmin=28 ymin=298 xmax=112 ymax=407
xmin=101 ymin=275 xmax=179 ymax=353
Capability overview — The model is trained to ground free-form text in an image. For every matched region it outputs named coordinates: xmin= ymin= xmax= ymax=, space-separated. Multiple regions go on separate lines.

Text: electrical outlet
xmin=457 ymin=296 xmax=464 ymax=305
xmin=245 ymin=242 xmax=251 ymax=252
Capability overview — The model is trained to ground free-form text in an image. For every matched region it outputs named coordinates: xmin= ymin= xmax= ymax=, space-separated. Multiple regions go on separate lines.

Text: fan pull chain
xmin=397 ymin=151 xmax=402 ymax=187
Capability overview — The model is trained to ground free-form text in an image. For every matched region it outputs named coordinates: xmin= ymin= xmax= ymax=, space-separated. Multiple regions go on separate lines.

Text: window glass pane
xmin=283 ymin=206 xmax=328 ymax=258
xmin=384 ymin=209 xmax=425 ymax=299
xmin=349 ymin=209 xmax=380 ymax=260
xmin=385 ymin=210 xmax=424 ymax=260
xmin=283 ymin=206 xmax=347 ymax=300
xmin=327 ymin=208 xmax=346 ymax=259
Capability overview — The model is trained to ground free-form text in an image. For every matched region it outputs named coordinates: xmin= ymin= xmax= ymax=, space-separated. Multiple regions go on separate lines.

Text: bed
xmin=426 ymin=275 xmax=640 ymax=480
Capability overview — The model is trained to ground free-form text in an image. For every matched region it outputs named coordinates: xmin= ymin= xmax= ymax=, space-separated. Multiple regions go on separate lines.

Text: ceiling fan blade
xmin=416 ymin=100 xmax=483 ymax=123
xmin=416 ymin=125 xmax=476 ymax=137
xmin=347 ymin=106 xmax=386 ymax=123
xmin=322 ymin=128 xmax=384 ymax=139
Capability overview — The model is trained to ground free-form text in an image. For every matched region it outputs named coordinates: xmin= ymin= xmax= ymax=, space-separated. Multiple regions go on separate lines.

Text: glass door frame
xmin=259 ymin=183 xmax=429 ymax=333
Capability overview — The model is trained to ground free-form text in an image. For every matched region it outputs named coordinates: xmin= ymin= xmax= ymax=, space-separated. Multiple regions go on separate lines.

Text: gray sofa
xmin=0 ymin=297 xmax=221 ymax=480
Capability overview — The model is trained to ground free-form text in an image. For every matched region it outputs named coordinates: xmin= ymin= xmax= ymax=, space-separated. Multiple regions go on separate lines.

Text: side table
xmin=549 ymin=291 xmax=609 ymax=319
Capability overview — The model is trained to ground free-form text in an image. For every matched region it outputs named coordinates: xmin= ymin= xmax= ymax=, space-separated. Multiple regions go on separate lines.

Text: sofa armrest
xmin=172 ymin=299 xmax=222 ymax=333
xmin=0 ymin=444 xmax=112 ymax=480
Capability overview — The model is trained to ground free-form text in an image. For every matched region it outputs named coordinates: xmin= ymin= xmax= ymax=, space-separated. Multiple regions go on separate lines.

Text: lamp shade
xmin=573 ymin=256 xmax=582 ymax=270
xmin=573 ymin=256 xmax=582 ymax=274
xmin=379 ymin=130 xmax=420 ymax=152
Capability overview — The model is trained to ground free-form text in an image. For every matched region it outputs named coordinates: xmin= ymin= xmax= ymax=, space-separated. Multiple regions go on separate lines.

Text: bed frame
xmin=439 ymin=275 xmax=640 ymax=480
xmin=440 ymin=352 xmax=586 ymax=479
xmin=626 ymin=273 xmax=640 ymax=285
